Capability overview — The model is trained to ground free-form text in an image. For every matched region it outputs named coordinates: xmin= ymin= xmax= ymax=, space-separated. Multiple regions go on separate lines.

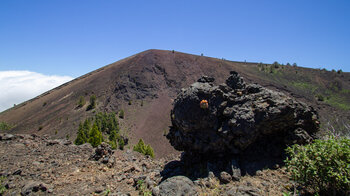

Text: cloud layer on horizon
xmin=0 ymin=70 xmax=73 ymax=112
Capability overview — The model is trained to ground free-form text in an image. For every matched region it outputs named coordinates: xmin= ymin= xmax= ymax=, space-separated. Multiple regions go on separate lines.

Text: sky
xmin=0 ymin=0 xmax=349 ymax=111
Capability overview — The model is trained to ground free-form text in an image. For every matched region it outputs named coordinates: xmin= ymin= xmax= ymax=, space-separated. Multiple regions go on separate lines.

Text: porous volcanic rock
xmin=156 ymin=176 xmax=197 ymax=196
xmin=167 ymin=71 xmax=319 ymax=173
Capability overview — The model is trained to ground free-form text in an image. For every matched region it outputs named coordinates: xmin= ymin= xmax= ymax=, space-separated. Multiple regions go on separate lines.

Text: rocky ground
xmin=0 ymin=133 xmax=293 ymax=196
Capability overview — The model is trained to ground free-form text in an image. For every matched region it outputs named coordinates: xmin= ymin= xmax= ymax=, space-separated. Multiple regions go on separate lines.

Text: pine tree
xmin=88 ymin=123 xmax=103 ymax=147
xmin=145 ymin=144 xmax=155 ymax=158
xmin=108 ymin=112 xmax=119 ymax=133
xmin=77 ymin=96 xmax=86 ymax=108
xmin=86 ymin=95 xmax=96 ymax=111
xmin=83 ymin=119 xmax=91 ymax=138
xmin=95 ymin=112 xmax=104 ymax=132
xmin=133 ymin=139 xmax=146 ymax=154
xmin=109 ymin=128 xmax=117 ymax=142
xmin=74 ymin=122 xmax=87 ymax=145
xmin=133 ymin=139 xmax=154 ymax=158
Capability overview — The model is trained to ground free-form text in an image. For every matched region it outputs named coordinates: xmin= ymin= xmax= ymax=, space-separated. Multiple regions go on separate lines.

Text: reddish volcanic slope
xmin=1 ymin=49 xmax=349 ymax=157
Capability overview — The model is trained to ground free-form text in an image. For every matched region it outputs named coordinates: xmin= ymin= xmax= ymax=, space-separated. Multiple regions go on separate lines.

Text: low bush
xmin=119 ymin=110 xmax=124 ymax=119
xmin=109 ymin=140 xmax=117 ymax=150
xmin=0 ymin=176 xmax=7 ymax=195
xmin=77 ymin=96 xmax=86 ymax=108
xmin=86 ymin=95 xmax=97 ymax=111
xmin=272 ymin=61 xmax=280 ymax=68
xmin=118 ymin=138 xmax=125 ymax=150
xmin=315 ymin=94 xmax=325 ymax=101
xmin=0 ymin=122 xmax=13 ymax=131
xmin=133 ymin=139 xmax=155 ymax=158
xmin=285 ymin=136 xmax=350 ymax=195
xmin=136 ymin=180 xmax=152 ymax=196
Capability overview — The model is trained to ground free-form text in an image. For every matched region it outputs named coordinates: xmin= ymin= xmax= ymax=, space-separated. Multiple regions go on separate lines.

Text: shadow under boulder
xmin=165 ymin=71 xmax=320 ymax=180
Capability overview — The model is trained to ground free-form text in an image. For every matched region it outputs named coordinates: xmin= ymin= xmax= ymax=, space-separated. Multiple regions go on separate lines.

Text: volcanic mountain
xmin=0 ymin=49 xmax=349 ymax=157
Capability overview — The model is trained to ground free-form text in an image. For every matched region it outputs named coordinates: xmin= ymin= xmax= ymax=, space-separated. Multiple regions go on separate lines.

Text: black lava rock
xmin=167 ymin=71 xmax=319 ymax=173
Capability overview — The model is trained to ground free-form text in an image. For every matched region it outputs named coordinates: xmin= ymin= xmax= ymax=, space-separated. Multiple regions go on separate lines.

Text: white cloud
xmin=0 ymin=71 xmax=73 ymax=112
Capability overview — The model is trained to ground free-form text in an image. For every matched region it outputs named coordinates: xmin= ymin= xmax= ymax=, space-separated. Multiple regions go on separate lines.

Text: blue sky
xmin=1 ymin=0 xmax=349 ymax=77
xmin=0 ymin=1 xmax=350 ymax=111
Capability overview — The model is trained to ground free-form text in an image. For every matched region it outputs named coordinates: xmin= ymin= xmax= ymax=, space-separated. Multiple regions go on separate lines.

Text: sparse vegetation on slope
xmin=0 ymin=176 xmax=7 ymax=195
xmin=88 ymin=123 xmax=103 ymax=147
xmin=257 ymin=61 xmax=286 ymax=74
xmin=86 ymin=94 xmax=97 ymax=111
xmin=133 ymin=139 xmax=155 ymax=158
xmin=290 ymin=80 xmax=350 ymax=111
xmin=324 ymin=93 xmax=350 ymax=110
xmin=136 ymin=180 xmax=152 ymax=196
xmin=77 ymin=96 xmax=86 ymax=108
xmin=285 ymin=136 xmax=350 ymax=195
xmin=74 ymin=112 xmax=127 ymax=149
xmin=119 ymin=110 xmax=124 ymax=119
xmin=74 ymin=122 xmax=88 ymax=145
xmin=0 ymin=122 xmax=13 ymax=131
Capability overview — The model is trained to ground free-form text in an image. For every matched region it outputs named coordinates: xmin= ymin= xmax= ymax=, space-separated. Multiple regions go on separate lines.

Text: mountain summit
xmin=1 ymin=49 xmax=349 ymax=157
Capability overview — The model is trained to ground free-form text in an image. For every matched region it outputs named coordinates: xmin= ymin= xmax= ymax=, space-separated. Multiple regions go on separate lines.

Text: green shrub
xmin=75 ymin=122 xmax=88 ymax=145
xmin=95 ymin=112 xmax=119 ymax=134
xmin=118 ymin=138 xmax=125 ymax=150
xmin=87 ymin=95 xmax=97 ymax=111
xmin=83 ymin=119 xmax=91 ymax=137
xmin=77 ymin=96 xmax=86 ymax=108
xmin=88 ymin=123 xmax=103 ymax=147
xmin=285 ymin=137 xmax=350 ymax=195
xmin=109 ymin=140 xmax=117 ymax=150
xmin=109 ymin=128 xmax=117 ymax=142
xmin=272 ymin=61 xmax=280 ymax=68
xmin=133 ymin=139 xmax=155 ymax=158
xmin=134 ymin=139 xmax=146 ymax=153
xmin=74 ymin=112 xmax=126 ymax=149
xmin=136 ymin=180 xmax=152 ymax=196
xmin=316 ymin=94 xmax=325 ymax=101
xmin=119 ymin=110 xmax=125 ymax=119
xmin=144 ymin=144 xmax=155 ymax=158
xmin=0 ymin=122 xmax=13 ymax=131
xmin=0 ymin=176 xmax=7 ymax=195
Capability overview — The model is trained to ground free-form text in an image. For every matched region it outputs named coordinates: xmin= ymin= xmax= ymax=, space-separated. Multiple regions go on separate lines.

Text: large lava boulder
xmin=167 ymin=71 xmax=319 ymax=165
